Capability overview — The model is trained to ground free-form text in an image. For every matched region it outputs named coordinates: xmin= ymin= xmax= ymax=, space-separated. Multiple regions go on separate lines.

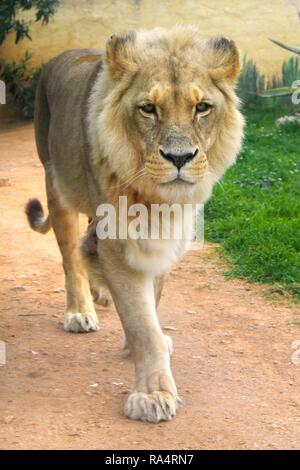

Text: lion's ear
xmin=202 ymin=37 xmax=241 ymax=84
xmin=106 ymin=31 xmax=137 ymax=80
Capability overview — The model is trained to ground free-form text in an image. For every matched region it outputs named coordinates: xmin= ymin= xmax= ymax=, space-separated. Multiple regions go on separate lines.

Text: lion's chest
xmin=124 ymin=224 xmax=193 ymax=277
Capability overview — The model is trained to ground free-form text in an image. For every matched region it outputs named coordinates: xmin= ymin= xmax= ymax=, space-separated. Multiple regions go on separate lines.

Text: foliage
xmin=261 ymin=39 xmax=300 ymax=99
xmin=260 ymin=56 xmax=300 ymax=106
xmin=0 ymin=1 xmax=59 ymax=117
xmin=205 ymin=107 xmax=300 ymax=300
xmin=0 ymin=51 xmax=40 ymax=117
xmin=0 ymin=0 xmax=60 ymax=45
xmin=237 ymin=55 xmax=300 ymax=105
xmin=281 ymin=55 xmax=300 ymax=86
xmin=236 ymin=56 xmax=265 ymax=106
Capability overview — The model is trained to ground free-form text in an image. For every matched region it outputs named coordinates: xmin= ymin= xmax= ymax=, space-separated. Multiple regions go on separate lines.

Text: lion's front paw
xmin=64 ymin=312 xmax=99 ymax=333
xmin=124 ymin=390 xmax=181 ymax=423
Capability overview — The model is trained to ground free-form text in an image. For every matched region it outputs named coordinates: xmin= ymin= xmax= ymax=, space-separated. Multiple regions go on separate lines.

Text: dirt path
xmin=0 ymin=122 xmax=300 ymax=450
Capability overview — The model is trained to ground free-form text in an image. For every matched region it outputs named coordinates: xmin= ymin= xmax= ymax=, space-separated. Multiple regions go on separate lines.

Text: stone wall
xmin=1 ymin=0 xmax=300 ymax=77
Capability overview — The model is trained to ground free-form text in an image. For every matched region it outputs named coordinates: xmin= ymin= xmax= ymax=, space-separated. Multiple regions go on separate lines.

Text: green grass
xmin=205 ymin=106 xmax=300 ymax=300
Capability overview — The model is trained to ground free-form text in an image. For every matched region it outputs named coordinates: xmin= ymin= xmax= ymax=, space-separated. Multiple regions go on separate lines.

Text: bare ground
xmin=0 ymin=122 xmax=300 ymax=450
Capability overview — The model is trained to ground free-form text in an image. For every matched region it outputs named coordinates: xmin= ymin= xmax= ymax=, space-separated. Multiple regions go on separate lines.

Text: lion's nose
xmin=159 ymin=148 xmax=199 ymax=170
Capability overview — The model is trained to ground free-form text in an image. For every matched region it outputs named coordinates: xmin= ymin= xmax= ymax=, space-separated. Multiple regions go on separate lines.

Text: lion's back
xmin=34 ymin=49 xmax=104 ymax=214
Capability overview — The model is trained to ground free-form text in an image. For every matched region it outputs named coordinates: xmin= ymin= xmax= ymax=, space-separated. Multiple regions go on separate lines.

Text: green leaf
xmin=259 ymin=86 xmax=297 ymax=98
xmin=270 ymin=39 xmax=300 ymax=55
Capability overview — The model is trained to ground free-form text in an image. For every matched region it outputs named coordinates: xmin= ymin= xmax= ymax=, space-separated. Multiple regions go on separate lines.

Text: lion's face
xmin=125 ymin=67 xmax=226 ymax=186
xmin=96 ymin=27 xmax=244 ymax=203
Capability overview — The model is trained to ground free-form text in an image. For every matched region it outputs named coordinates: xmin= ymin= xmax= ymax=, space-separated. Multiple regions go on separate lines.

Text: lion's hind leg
xmin=80 ymin=223 xmax=113 ymax=308
xmin=47 ymin=183 xmax=99 ymax=333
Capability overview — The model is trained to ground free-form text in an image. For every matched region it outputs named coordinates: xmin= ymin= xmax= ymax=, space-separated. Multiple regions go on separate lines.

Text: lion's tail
xmin=25 ymin=198 xmax=52 ymax=234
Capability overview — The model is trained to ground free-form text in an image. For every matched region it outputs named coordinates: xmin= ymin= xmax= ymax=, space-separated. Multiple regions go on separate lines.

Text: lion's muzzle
xmin=159 ymin=147 xmax=199 ymax=170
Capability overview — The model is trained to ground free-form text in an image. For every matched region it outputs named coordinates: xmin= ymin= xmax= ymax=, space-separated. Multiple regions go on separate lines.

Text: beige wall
xmin=1 ymin=0 xmax=300 ymax=77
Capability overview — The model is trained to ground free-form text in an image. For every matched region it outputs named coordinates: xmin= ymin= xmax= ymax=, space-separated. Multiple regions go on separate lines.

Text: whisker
xmin=121 ymin=170 xmax=147 ymax=192
xmin=117 ymin=168 xmax=146 ymax=188
xmin=103 ymin=168 xmax=146 ymax=191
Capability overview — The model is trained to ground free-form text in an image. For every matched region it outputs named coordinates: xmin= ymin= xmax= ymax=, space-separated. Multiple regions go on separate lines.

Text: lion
xmin=25 ymin=26 xmax=244 ymax=423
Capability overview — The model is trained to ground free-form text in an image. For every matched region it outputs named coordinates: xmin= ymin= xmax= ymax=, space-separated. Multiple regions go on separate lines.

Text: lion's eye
xmin=140 ymin=103 xmax=156 ymax=115
xmin=195 ymin=102 xmax=212 ymax=114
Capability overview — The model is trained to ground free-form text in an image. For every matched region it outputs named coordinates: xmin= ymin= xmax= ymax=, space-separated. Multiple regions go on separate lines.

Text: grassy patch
xmin=205 ymin=106 xmax=300 ymax=300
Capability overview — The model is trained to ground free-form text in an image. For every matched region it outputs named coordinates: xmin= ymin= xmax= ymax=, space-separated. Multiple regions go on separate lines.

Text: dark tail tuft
xmin=25 ymin=198 xmax=51 ymax=234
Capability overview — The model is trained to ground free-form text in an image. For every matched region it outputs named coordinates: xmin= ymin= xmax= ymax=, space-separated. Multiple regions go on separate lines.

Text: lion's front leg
xmin=105 ymin=265 xmax=181 ymax=423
